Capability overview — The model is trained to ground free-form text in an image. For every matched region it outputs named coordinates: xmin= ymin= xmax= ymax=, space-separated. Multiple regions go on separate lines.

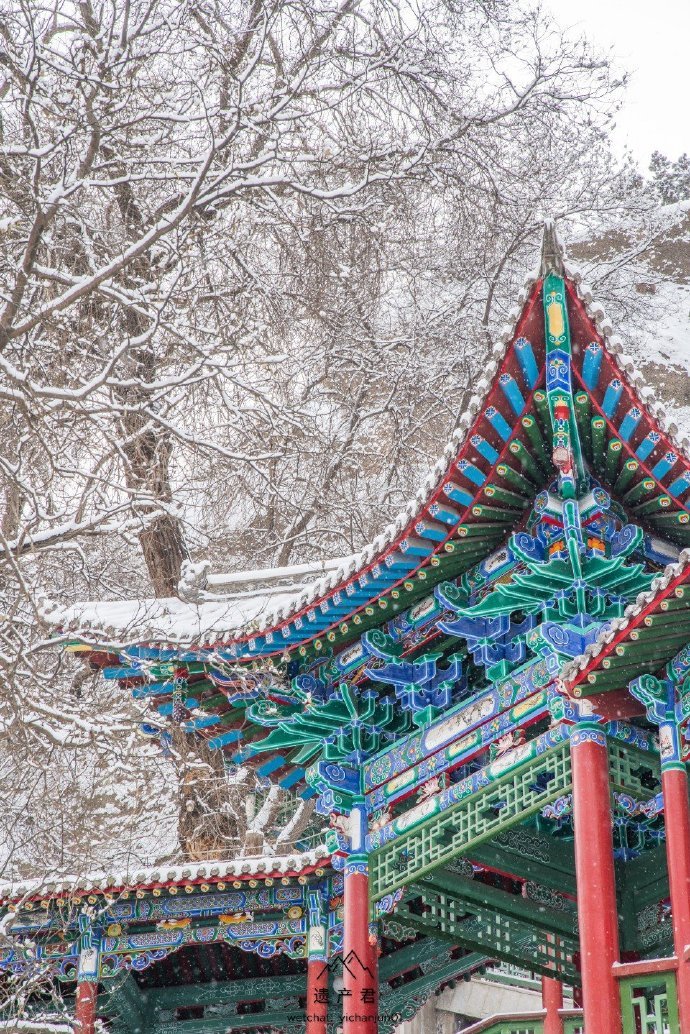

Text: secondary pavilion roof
xmin=0 ymin=846 xmax=331 ymax=906
xmin=0 ymin=858 xmax=488 ymax=1034
xmin=45 ymin=223 xmax=690 ymax=664
xmin=48 ymin=557 xmax=358 ymax=651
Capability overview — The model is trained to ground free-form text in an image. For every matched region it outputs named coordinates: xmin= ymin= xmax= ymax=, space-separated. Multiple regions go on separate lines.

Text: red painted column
xmin=541 ymin=975 xmax=564 ymax=1034
xmin=74 ymin=981 xmax=97 ymax=1034
xmin=306 ymin=957 xmax=328 ymax=1034
xmin=306 ymin=884 xmax=329 ymax=1034
xmin=571 ymin=723 xmax=622 ymax=1034
xmin=662 ymin=763 xmax=690 ymax=1030
xmin=629 ymin=669 xmax=690 ymax=1027
xmin=343 ymin=861 xmax=377 ymax=1034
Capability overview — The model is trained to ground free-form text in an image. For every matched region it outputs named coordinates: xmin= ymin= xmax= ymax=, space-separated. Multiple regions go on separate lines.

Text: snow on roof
xmin=41 ymin=269 xmax=539 ymax=648
xmin=39 ymin=222 xmax=690 ymax=651
xmin=0 ymin=845 xmax=331 ymax=904
xmin=45 ymin=564 xmax=348 ymax=647
xmin=205 ymin=557 xmax=358 ymax=592
xmin=0 ymin=1023 xmax=74 ymax=1034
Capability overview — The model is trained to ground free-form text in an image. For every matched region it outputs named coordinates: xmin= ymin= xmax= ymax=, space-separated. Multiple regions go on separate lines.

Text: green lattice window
xmin=419 ymin=889 xmax=578 ymax=983
xmin=609 ymin=741 xmax=661 ymax=798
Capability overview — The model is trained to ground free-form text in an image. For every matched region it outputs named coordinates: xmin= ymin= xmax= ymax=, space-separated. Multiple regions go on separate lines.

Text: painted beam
xmin=101 ymin=973 xmax=147 ymax=1033
xmin=379 ymin=938 xmax=459 ymax=980
xmin=9 ymin=885 xmax=307 ymax=934
xmin=144 ymin=972 xmax=306 ymax=1012
xmin=469 ymin=833 xmax=576 ymax=895
xmin=363 ymin=655 xmax=559 ymax=793
xmin=102 ymin=916 xmax=305 ymax=955
xmin=366 ymin=689 xmax=550 ymax=814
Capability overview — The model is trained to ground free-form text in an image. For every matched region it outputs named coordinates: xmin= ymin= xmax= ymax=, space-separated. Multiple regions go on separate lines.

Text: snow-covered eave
xmin=0 ymin=1024 xmax=74 ymax=1034
xmin=205 ymin=556 xmax=358 ymax=592
xmin=42 ymin=271 xmax=543 ymax=652
xmin=0 ymin=846 xmax=331 ymax=905
xmin=44 ymin=224 xmax=690 ymax=655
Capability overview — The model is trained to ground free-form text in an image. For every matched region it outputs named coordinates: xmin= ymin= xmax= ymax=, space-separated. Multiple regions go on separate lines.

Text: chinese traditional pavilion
xmin=3 ymin=224 xmax=690 ymax=1034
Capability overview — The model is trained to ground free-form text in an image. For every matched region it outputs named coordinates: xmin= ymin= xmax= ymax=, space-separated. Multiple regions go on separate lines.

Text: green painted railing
xmin=619 ymin=968 xmax=680 ymax=1033
xmin=460 ymin=1011 xmax=583 ymax=1034
xmin=562 ymin=1021 xmax=585 ymax=1034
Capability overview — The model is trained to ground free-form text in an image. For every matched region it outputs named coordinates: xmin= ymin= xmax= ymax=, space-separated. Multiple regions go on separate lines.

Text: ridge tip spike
xmin=540 ymin=217 xmax=566 ymax=278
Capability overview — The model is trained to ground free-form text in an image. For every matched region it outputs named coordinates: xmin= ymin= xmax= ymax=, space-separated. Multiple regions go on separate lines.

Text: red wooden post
xmin=74 ymin=980 xmax=97 ymax=1034
xmin=629 ymin=671 xmax=690 ymax=1028
xmin=343 ymin=859 xmax=377 ymax=1034
xmin=571 ymin=723 xmax=622 ymax=1034
xmin=74 ymin=924 xmax=99 ymax=1034
xmin=662 ymin=763 xmax=690 ymax=1029
xmin=343 ymin=803 xmax=377 ymax=1034
xmin=541 ymin=975 xmax=564 ymax=1034
xmin=306 ymin=957 xmax=328 ymax=1034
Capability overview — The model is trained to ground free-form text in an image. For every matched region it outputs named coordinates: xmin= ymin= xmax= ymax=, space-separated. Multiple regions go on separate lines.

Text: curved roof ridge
xmin=52 ymin=221 xmax=690 ymax=655
xmin=0 ymin=845 xmax=331 ymax=903
xmin=44 ymin=263 xmax=541 ymax=649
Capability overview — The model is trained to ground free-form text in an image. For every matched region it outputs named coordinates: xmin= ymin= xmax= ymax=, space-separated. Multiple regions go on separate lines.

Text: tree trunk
xmin=119 ymin=397 xmax=187 ymax=597
xmin=110 ymin=168 xmax=188 ymax=597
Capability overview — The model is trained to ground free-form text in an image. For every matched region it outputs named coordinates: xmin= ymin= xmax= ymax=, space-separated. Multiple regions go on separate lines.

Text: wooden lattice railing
xmin=614 ymin=958 xmax=680 ymax=1034
xmin=459 ymin=1011 xmax=583 ymax=1034
xmin=455 ymin=958 xmax=683 ymax=1034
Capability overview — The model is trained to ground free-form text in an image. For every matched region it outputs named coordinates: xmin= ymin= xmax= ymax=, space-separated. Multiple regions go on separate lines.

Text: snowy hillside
xmin=572 ymin=203 xmax=690 ymax=431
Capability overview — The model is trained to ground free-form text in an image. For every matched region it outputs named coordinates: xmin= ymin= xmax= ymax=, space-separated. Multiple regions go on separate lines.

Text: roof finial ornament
xmin=540 ymin=218 xmax=566 ymax=277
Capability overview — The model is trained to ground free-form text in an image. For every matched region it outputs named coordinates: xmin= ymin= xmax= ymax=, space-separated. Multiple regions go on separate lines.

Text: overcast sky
xmin=541 ymin=0 xmax=690 ymax=171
